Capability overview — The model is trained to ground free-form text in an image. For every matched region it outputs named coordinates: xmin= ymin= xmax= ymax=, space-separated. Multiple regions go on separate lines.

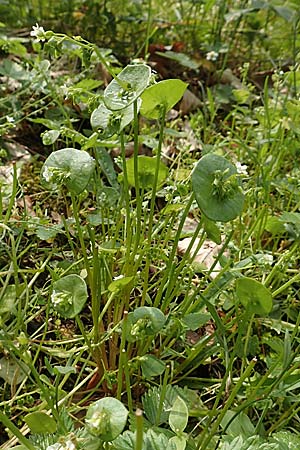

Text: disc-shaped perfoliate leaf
xmin=85 ymin=397 xmax=128 ymax=441
xmin=104 ymin=64 xmax=151 ymax=111
xmin=140 ymin=79 xmax=188 ymax=119
xmin=126 ymin=306 xmax=166 ymax=342
xmin=236 ymin=277 xmax=273 ymax=315
xmin=51 ymin=274 xmax=88 ymax=318
xmin=126 ymin=155 xmax=168 ymax=189
xmin=24 ymin=412 xmax=57 ymax=434
xmin=41 ymin=148 xmax=95 ymax=194
xmin=91 ymin=99 xmax=141 ymax=138
xmin=192 ymin=153 xmax=244 ymax=222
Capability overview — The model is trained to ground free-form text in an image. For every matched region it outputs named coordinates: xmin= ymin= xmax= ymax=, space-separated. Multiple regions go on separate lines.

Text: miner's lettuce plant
xmin=3 ymin=20 xmax=300 ymax=450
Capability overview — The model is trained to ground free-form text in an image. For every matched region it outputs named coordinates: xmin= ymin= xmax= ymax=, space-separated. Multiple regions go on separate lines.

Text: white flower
xmin=46 ymin=441 xmax=75 ymax=450
xmin=42 ymin=166 xmax=53 ymax=182
xmin=30 ymin=23 xmax=46 ymax=42
xmin=235 ymin=162 xmax=248 ymax=175
xmin=206 ymin=51 xmax=219 ymax=61
xmin=113 ymin=274 xmax=124 ymax=281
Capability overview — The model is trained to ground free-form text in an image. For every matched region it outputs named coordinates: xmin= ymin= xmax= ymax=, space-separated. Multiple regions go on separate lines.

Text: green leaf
xmin=91 ymin=99 xmax=140 ymax=138
xmin=169 ymin=396 xmax=188 ymax=434
xmin=85 ymin=397 xmax=128 ymax=441
xmin=126 ymin=155 xmax=168 ymax=189
xmin=271 ymin=431 xmax=300 ymax=449
xmin=236 ymin=277 xmax=273 ymax=315
xmin=192 ymin=153 xmax=244 ymax=222
xmin=181 ymin=313 xmax=210 ymax=331
xmin=108 ymin=276 xmax=134 ymax=293
xmin=140 ymin=79 xmax=188 ymax=119
xmin=168 ymin=435 xmax=187 ymax=450
xmin=203 ymin=217 xmax=222 ymax=244
xmin=41 ymin=148 xmax=95 ymax=194
xmin=95 ymin=147 xmax=119 ymax=188
xmin=221 ymin=411 xmax=255 ymax=438
xmin=24 ymin=412 xmax=57 ymax=434
xmin=51 ymin=274 xmax=88 ymax=318
xmin=0 ymin=284 xmax=17 ymax=316
xmin=53 ymin=365 xmax=77 ymax=375
xmin=140 ymin=354 xmax=166 ymax=378
xmin=41 ymin=129 xmax=60 ymax=145
xmin=0 ymin=356 xmax=29 ymax=385
xmin=0 ymin=59 xmax=29 ymax=80
xmin=104 ymin=64 xmax=151 ymax=110
xmin=126 ymin=307 xmax=166 ymax=342
xmin=156 ymin=50 xmax=200 ymax=70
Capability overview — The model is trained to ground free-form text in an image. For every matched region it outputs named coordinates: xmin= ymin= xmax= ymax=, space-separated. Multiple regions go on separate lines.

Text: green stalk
xmin=0 ymin=411 xmax=36 ymax=450
xmin=141 ymin=105 xmax=167 ymax=304
xmin=156 ymin=364 xmax=170 ymax=426
xmin=199 ymin=358 xmax=257 ymax=450
xmin=154 ymin=194 xmax=194 ymax=307
xmin=135 ymin=409 xmax=144 ymax=450
xmin=133 ymin=99 xmax=142 ymax=255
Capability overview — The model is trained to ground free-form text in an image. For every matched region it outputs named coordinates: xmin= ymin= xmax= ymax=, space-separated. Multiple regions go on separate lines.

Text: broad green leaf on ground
xmin=236 ymin=277 xmax=273 ymax=315
xmin=140 ymin=79 xmax=188 ymax=119
xmin=104 ymin=64 xmax=151 ymax=110
xmin=192 ymin=153 xmax=244 ymax=222
xmin=51 ymin=274 xmax=88 ymax=318
xmin=41 ymin=148 xmax=95 ymax=194
xmin=85 ymin=397 xmax=128 ymax=441
xmin=126 ymin=155 xmax=168 ymax=189
xmin=24 ymin=411 xmax=57 ymax=434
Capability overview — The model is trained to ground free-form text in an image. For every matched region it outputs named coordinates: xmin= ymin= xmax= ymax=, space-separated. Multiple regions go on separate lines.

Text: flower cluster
xmin=30 ymin=23 xmax=46 ymax=42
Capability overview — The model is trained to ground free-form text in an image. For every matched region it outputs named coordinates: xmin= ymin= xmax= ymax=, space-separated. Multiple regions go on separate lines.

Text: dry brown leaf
xmin=179 ymin=88 xmax=202 ymax=115
xmin=178 ymin=237 xmax=226 ymax=279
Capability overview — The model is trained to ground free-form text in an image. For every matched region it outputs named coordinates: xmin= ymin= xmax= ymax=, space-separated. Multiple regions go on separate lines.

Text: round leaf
xmin=41 ymin=148 xmax=95 ymax=194
xmin=104 ymin=64 xmax=151 ymax=110
xmin=85 ymin=397 xmax=128 ymax=441
xmin=24 ymin=412 xmax=57 ymax=434
xmin=236 ymin=277 xmax=273 ymax=315
xmin=140 ymin=79 xmax=188 ymax=119
xmin=192 ymin=153 xmax=244 ymax=222
xmin=42 ymin=129 xmax=60 ymax=145
xmin=126 ymin=155 xmax=168 ymax=189
xmin=126 ymin=306 xmax=166 ymax=342
xmin=91 ymin=99 xmax=140 ymax=138
xmin=51 ymin=274 xmax=88 ymax=318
